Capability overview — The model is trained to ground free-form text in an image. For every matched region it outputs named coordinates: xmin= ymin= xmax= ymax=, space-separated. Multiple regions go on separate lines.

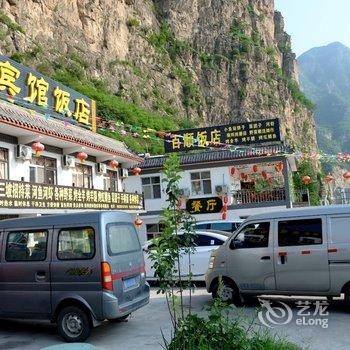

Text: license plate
xmin=123 ymin=276 xmax=138 ymax=289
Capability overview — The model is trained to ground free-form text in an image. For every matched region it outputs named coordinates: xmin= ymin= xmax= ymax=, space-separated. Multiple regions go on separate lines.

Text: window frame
xmin=103 ymin=169 xmax=119 ymax=192
xmin=0 ymin=147 xmax=9 ymax=180
xmin=29 ymin=155 xmax=57 ymax=185
xmin=231 ymin=221 xmax=270 ymax=249
xmin=72 ymin=164 xmax=93 ymax=189
xmin=106 ymin=222 xmax=141 ymax=257
xmin=277 ymin=218 xmax=323 ymax=247
xmin=190 ymin=171 xmax=212 ymax=196
xmin=5 ymin=229 xmax=49 ymax=262
xmin=57 ymin=226 xmax=96 ymax=261
xmin=142 ymin=176 xmax=161 ymax=200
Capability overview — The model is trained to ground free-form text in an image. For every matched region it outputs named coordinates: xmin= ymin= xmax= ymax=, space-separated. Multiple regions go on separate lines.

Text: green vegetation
xmin=46 ymin=59 xmax=190 ymax=154
xmin=0 ymin=11 xmax=25 ymax=33
xmin=10 ymin=44 xmax=44 ymax=64
xmin=126 ymin=18 xmax=140 ymax=28
xmin=293 ymin=160 xmax=321 ymax=206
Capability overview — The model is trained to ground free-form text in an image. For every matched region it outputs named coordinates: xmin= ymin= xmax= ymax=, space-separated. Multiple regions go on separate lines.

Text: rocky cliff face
xmin=0 ymin=0 xmax=317 ymax=152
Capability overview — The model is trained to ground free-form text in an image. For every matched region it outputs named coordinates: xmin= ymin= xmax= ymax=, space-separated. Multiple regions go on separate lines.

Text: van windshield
xmin=107 ymin=223 xmax=141 ymax=256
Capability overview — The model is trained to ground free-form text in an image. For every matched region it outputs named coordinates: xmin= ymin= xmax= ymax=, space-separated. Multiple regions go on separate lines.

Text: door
xmin=189 ymin=233 xmax=225 ymax=280
xmin=50 ymin=224 xmax=102 ymax=319
xmin=0 ymin=228 xmax=51 ymax=317
xmin=226 ymin=221 xmax=275 ymax=292
xmin=274 ymin=217 xmax=330 ymax=292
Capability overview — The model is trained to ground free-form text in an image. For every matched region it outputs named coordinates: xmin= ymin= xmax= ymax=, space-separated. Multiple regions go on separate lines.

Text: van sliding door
xmin=274 ymin=217 xmax=330 ymax=292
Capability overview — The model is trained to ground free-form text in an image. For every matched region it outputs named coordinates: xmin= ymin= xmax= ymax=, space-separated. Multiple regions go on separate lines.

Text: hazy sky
xmin=275 ymin=0 xmax=350 ymax=57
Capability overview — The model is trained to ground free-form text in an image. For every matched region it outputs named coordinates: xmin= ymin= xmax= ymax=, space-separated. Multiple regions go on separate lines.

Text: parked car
xmin=195 ymin=219 xmax=243 ymax=233
xmin=144 ymin=230 xmax=228 ymax=281
xmin=205 ymin=205 xmax=350 ymax=305
xmin=0 ymin=211 xmax=150 ymax=342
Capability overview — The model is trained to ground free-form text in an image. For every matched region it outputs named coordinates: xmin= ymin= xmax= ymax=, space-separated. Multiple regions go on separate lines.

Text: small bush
xmin=0 ymin=11 xmax=24 ymax=33
xmin=126 ymin=18 xmax=140 ymax=27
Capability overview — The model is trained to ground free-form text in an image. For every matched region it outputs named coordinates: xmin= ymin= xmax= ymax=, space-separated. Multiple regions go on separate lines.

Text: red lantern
xmin=343 ymin=172 xmax=350 ymax=181
xmin=230 ymin=167 xmax=236 ymax=176
xmin=275 ymin=162 xmax=284 ymax=173
xmin=221 ymin=212 xmax=227 ymax=220
xmin=132 ymin=167 xmax=141 ymax=176
xmin=261 ymin=171 xmax=268 ymax=180
xmin=135 ymin=217 xmax=143 ymax=228
xmin=302 ymin=175 xmax=311 ymax=185
xmin=31 ymin=141 xmax=45 ymax=157
xmin=268 ymin=177 xmax=273 ymax=184
xmin=240 ymin=172 xmax=246 ymax=180
xmin=109 ymin=159 xmax=119 ymax=169
xmin=222 ymin=204 xmax=228 ymax=212
xmin=252 ymin=164 xmax=258 ymax=173
xmin=324 ymin=175 xmax=334 ymax=184
xmin=76 ymin=152 xmax=88 ymax=163
xmin=223 ymin=196 xmax=228 ymax=204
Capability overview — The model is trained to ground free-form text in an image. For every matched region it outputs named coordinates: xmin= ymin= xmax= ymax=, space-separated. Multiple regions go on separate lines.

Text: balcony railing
xmin=232 ymin=188 xmax=286 ymax=205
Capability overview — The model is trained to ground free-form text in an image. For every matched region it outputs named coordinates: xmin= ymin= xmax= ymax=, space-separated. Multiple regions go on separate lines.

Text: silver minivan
xmin=0 ymin=211 xmax=150 ymax=342
xmin=206 ymin=205 xmax=350 ymax=305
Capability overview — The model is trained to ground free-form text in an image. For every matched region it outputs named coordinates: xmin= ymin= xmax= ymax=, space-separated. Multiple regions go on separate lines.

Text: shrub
xmin=0 ymin=11 xmax=24 ymax=33
xmin=126 ymin=18 xmax=140 ymax=27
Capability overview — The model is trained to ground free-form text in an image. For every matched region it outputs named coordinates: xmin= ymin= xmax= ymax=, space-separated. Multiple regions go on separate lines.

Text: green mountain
xmin=299 ymin=42 xmax=350 ymax=154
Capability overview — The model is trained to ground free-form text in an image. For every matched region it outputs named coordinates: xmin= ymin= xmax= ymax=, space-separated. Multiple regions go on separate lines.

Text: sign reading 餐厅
xmin=164 ymin=118 xmax=281 ymax=153
xmin=0 ymin=55 xmax=96 ymax=131
xmin=0 ymin=179 xmax=143 ymax=211
xmin=186 ymin=197 xmax=223 ymax=215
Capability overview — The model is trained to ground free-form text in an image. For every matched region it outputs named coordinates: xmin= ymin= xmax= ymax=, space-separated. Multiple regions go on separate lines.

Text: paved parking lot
xmin=0 ymin=288 xmax=350 ymax=350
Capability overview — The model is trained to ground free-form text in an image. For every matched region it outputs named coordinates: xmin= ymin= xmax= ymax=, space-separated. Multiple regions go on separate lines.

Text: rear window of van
xmin=107 ymin=223 xmax=141 ymax=256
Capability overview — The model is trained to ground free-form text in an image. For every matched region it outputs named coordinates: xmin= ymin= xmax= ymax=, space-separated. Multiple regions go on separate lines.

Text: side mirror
xmin=229 ymin=239 xmax=237 ymax=250
xmin=142 ymin=246 xmax=148 ymax=253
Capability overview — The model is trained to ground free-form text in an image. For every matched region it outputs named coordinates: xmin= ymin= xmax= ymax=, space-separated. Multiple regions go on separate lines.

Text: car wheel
xmin=57 ymin=306 xmax=91 ymax=342
xmin=109 ymin=314 xmax=130 ymax=323
xmin=212 ymin=279 xmax=241 ymax=306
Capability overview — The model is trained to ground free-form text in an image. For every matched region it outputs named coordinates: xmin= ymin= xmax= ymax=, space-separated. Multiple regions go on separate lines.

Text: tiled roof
xmin=0 ymin=101 xmax=142 ymax=162
xmin=140 ymin=144 xmax=292 ymax=169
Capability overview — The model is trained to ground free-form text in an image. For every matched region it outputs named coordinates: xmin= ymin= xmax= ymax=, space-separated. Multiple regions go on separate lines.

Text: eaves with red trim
xmin=0 ymin=101 xmax=143 ymax=164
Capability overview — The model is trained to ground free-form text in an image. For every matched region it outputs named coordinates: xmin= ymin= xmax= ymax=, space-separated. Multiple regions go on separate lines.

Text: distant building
xmin=127 ymin=146 xmax=298 ymax=243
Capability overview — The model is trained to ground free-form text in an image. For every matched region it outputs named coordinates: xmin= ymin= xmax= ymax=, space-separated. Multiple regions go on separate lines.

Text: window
xmin=72 ymin=164 xmax=93 ymax=189
xmin=6 ymin=230 xmax=48 ymax=261
xmin=193 ymin=234 xmax=225 ymax=246
xmin=195 ymin=223 xmax=210 ymax=230
xmin=0 ymin=148 xmax=8 ymax=180
xmin=142 ymin=176 xmax=161 ymax=199
xmin=329 ymin=216 xmax=350 ymax=243
xmin=103 ymin=170 xmax=119 ymax=191
xmin=233 ymin=222 xmax=270 ymax=249
xmin=191 ymin=171 xmax=211 ymax=195
xmin=146 ymin=223 xmax=164 ymax=240
xmin=278 ymin=219 xmax=322 ymax=246
xmin=30 ymin=156 xmax=57 ymax=184
xmin=58 ymin=227 xmax=95 ymax=260
xmin=107 ymin=223 xmax=140 ymax=255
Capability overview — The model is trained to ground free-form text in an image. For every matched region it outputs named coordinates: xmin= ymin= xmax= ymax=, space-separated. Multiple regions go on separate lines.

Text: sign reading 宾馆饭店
xmin=0 ymin=179 xmax=143 ymax=211
xmin=186 ymin=197 xmax=223 ymax=215
xmin=0 ymin=55 xmax=96 ymax=131
xmin=164 ymin=118 xmax=281 ymax=153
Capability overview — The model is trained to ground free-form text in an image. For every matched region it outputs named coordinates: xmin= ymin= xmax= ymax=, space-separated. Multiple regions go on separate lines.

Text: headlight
xmin=208 ymin=256 xmax=216 ymax=269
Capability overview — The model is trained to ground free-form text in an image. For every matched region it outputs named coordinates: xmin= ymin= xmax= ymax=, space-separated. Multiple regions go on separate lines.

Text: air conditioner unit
xmin=121 ymin=168 xmax=129 ymax=178
xmin=215 ymin=184 xmax=229 ymax=195
xmin=97 ymin=163 xmax=107 ymax=175
xmin=16 ymin=144 xmax=32 ymax=160
xmin=179 ymin=188 xmax=190 ymax=198
xmin=62 ymin=155 xmax=76 ymax=168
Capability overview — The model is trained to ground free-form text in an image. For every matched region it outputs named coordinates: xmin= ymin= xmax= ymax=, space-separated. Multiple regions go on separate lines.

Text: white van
xmin=205 ymin=205 xmax=350 ymax=305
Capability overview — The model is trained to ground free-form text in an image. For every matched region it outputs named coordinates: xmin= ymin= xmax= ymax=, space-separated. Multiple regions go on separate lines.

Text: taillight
xmin=101 ymin=262 xmax=113 ymax=291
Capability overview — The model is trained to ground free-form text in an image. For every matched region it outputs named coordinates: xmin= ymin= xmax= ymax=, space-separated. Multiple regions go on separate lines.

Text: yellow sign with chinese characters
xmin=0 ymin=180 xmax=143 ymax=211
xmin=0 ymin=55 xmax=96 ymax=132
